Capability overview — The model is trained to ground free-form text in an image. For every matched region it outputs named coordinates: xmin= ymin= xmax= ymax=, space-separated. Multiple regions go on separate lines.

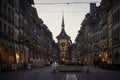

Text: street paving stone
xmin=76 ymin=66 xmax=120 ymax=80
xmin=0 ymin=66 xmax=120 ymax=80
xmin=66 ymin=73 xmax=77 ymax=80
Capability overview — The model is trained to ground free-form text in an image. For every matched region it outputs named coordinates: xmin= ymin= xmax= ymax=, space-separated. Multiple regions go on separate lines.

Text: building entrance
xmin=0 ymin=54 xmax=2 ymax=72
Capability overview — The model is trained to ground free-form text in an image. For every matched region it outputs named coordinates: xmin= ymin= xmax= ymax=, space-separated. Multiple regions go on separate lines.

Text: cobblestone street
xmin=0 ymin=66 xmax=120 ymax=80
xmin=75 ymin=66 xmax=120 ymax=80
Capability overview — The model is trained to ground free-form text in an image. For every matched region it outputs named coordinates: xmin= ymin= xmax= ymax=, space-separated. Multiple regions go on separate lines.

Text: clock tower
xmin=56 ymin=14 xmax=72 ymax=62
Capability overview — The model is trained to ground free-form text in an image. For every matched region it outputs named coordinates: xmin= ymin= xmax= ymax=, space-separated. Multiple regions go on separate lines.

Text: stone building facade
xmin=75 ymin=0 xmax=120 ymax=66
xmin=0 ymin=0 xmax=58 ymax=72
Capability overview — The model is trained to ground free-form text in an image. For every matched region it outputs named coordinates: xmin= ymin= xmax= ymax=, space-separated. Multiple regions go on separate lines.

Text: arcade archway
xmin=8 ymin=46 xmax=15 ymax=64
xmin=114 ymin=52 xmax=119 ymax=64
xmin=0 ymin=43 xmax=8 ymax=64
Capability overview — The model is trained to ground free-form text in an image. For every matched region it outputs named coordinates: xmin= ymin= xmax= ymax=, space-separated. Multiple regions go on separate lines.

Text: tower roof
xmin=56 ymin=13 xmax=70 ymax=39
xmin=56 ymin=28 xmax=70 ymax=39
xmin=61 ymin=13 xmax=65 ymax=28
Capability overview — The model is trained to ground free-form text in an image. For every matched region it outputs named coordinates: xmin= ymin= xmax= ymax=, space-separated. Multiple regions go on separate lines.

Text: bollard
xmin=86 ymin=68 xmax=89 ymax=74
xmin=52 ymin=68 xmax=56 ymax=73
xmin=56 ymin=67 xmax=59 ymax=72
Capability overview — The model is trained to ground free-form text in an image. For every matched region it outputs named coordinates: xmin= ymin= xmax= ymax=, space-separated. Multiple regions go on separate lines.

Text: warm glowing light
xmin=102 ymin=58 xmax=105 ymax=62
xmin=72 ymin=57 xmax=75 ymax=61
xmin=99 ymin=54 xmax=102 ymax=57
xmin=105 ymin=53 xmax=108 ymax=59
xmin=85 ymin=58 xmax=87 ymax=62
xmin=62 ymin=58 xmax=65 ymax=61
xmin=16 ymin=53 xmax=19 ymax=63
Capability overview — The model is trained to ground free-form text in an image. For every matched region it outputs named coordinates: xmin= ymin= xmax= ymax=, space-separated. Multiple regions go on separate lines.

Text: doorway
xmin=114 ymin=51 xmax=119 ymax=64
xmin=0 ymin=54 xmax=2 ymax=72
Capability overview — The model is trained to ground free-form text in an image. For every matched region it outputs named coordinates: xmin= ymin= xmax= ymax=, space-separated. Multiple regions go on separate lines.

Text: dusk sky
xmin=34 ymin=0 xmax=101 ymax=43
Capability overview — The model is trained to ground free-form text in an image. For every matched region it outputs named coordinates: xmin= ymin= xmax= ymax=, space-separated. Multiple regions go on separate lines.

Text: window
xmin=3 ymin=4 xmax=7 ymax=19
xmin=12 ymin=11 xmax=14 ymax=25
xmin=114 ymin=29 xmax=119 ymax=44
xmin=118 ymin=26 xmax=120 ymax=43
xmin=113 ymin=30 xmax=117 ymax=45
xmin=119 ymin=8 xmax=120 ymax=22
xmin=8 ymin=7 xmax=11 ymax=22
xmin=0 ymin=1 xmax=2 ymax=16
xmin=0 ymin=21 xmax=2 ymax=33
xmin=115 ymin=12 xmax=116 ymax=24
xmin=117 ymin=10 xmax=119 ymax=23
xmin=112 ymin=14 xmax=115 ymax=25
xmin=117 ymin=29 xmax=119 ymax=44
xmin=8 ymin=26 xmax=10 ymax=35
xmin=3 ymin=23 xmax=7 ymax=34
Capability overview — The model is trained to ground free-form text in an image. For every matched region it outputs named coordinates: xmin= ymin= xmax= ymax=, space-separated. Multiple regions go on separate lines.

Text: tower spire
xmin=61 ymin=11 xmax=65 ymax=28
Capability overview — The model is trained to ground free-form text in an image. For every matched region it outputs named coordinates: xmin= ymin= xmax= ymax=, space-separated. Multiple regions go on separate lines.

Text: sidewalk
xmin=0 ymin=66 xmax=45 ymax=74
xmin=77 ymin=66 xmax=120 ymax=80
xmin=83 ymin=66 xmax=120 ymax=72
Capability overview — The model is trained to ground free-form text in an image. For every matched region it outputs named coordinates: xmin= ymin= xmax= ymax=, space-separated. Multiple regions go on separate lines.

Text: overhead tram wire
xmin=35 ymin=1 xmax=100 ymax=5
xmin=37 ymin=11 xmax=88 ymax=13
xmin=34 ymin=1 xmax=100 ymax=13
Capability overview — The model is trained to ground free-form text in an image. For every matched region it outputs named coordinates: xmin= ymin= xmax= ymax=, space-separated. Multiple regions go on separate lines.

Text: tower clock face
xmin=60 ymin=42 xmax=66 ymax=47
xmin=59 ymin=39 xmax=67 ymax=50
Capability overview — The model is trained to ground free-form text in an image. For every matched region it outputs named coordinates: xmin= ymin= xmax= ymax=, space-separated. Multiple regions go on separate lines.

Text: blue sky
xmin=34 ymin=0 xmax=100 ymax=43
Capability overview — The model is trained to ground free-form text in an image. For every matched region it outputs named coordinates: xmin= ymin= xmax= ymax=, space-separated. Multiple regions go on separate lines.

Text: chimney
xmin=90 ymin=3 xmax=96 ymax=14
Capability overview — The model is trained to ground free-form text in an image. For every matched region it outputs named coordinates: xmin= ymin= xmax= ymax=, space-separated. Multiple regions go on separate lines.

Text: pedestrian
xmin=22 ymin=61 xmax=27 ymax=69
